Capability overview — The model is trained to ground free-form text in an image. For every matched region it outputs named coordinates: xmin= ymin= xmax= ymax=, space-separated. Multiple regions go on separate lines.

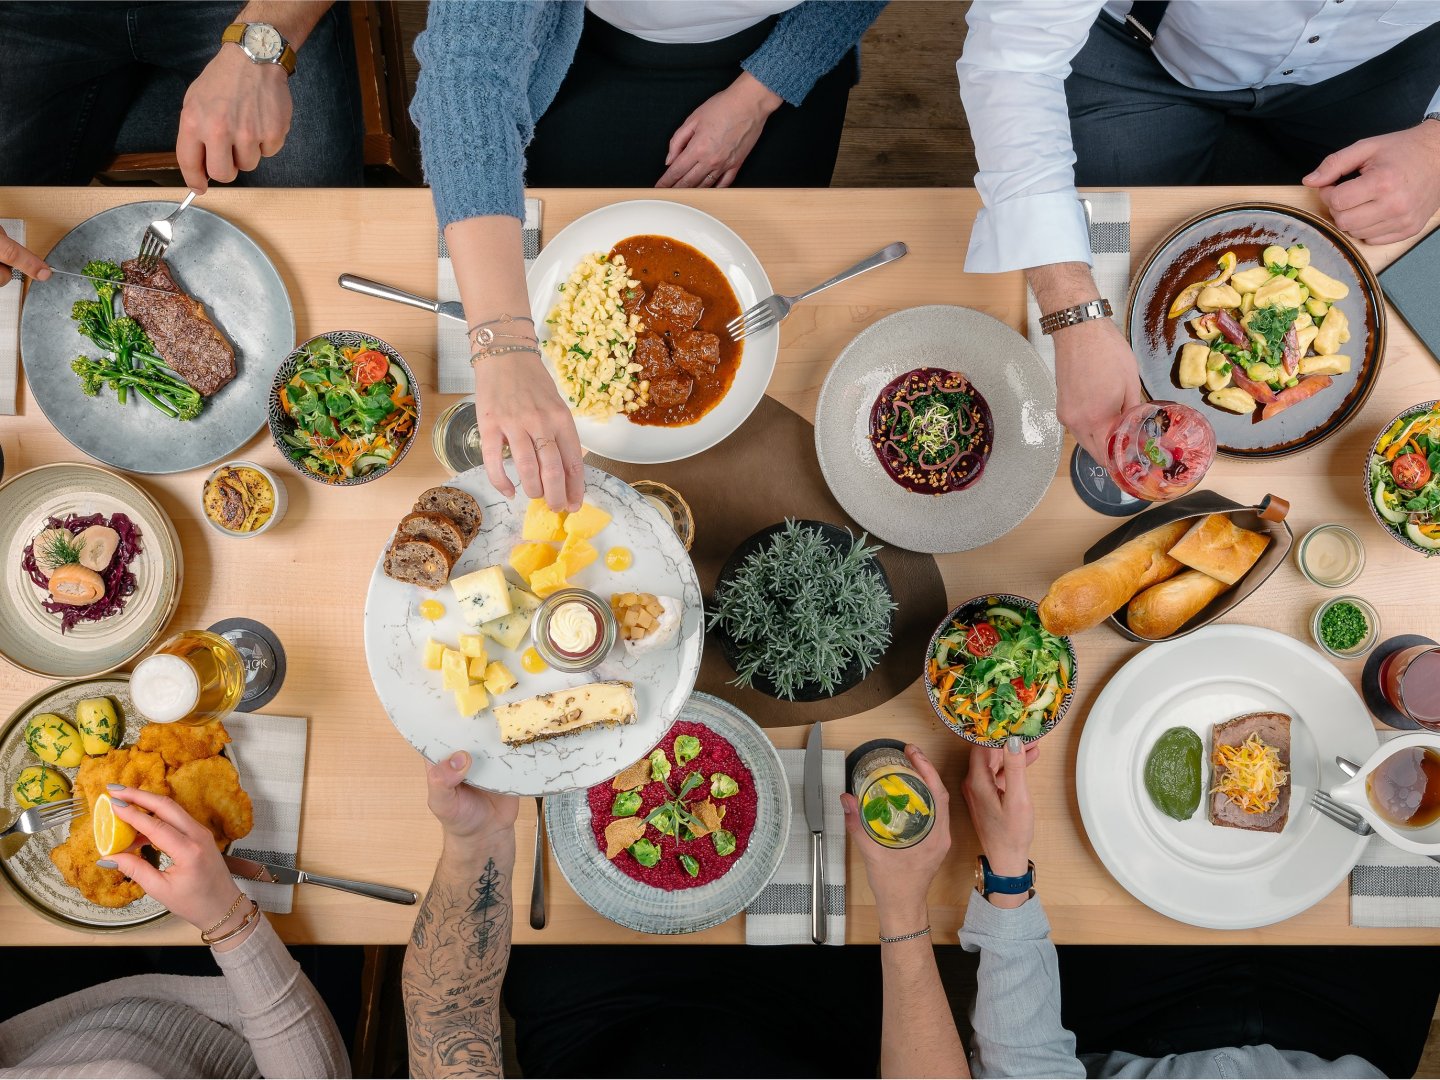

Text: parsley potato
xmin=75 ymin=697 xmax=121 ymax=756
xmin=25 ymin=713 xmax=84 ymax=768
xmin=14 ymin=765 xmax=70 ymax=809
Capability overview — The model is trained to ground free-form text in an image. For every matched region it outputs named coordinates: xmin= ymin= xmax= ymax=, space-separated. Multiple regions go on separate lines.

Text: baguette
xmin=1038 ymin=521 xmax=1191 ymax=636
xmin=1126 ymin=570 xmax=1227 ymax=639
xmin=1167 ymin=514 xmax=1269 ymax=586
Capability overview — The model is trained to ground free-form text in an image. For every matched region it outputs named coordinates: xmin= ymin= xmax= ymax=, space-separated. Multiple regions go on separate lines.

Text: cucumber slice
xmin=1028 ymin=679 xmax=1058 ymax=715
xmin=389 ymin=362 xmax=409 ymax=398
xmin=1405 ymin=522 xmax=1440 ymax=551
xmin=355 ymin=453 xmax=389 ymax=473
xmin=1057 ymin=650 xmax=1072 ymax=685
xmin=986 ymin=606 xmax=1024 ymax=625
xmin=1374 ymin=479 xmax=1409 ymax=524
xmin=1015 ymin=712 xmax=1045 ymax=738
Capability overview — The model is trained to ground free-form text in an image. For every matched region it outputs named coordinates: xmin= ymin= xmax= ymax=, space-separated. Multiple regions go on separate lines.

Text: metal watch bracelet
xmin=1039 ymin=298 xmax=1113 ymax=336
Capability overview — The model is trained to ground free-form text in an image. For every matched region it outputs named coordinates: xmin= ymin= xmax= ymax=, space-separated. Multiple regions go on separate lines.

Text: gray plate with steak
xmin=22 ymin=201 xmax=293 ymax=475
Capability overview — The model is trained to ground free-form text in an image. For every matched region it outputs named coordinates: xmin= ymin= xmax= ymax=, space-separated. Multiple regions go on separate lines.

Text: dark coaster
xmin=207 ymin=618 xmax=287 ymax=713
xmin=845 ymin=739 xmax=908 ymax=797
xmin=1070 ymin=445 xmax=1149 ymax=516
xmin=1362 ymin=634 xmax=1437 ymax=730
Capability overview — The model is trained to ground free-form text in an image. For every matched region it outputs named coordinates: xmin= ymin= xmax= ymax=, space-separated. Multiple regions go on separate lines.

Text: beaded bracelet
xmin=200 ymin=892 xmax=248 ymax=938
xmin=203 ymin=897 xmax=260 ymax=946
xmin=878 ymin=925 xmax=932 ymax=944
xmin=470 ymin=344 xmax=542 ymax=367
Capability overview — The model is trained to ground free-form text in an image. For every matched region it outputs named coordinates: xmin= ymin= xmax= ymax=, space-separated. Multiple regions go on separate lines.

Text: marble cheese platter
xmin=362 ymin=465 xmax=703 ymax=796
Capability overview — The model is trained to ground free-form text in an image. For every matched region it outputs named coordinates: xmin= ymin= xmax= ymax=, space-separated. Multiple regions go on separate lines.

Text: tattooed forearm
xmin=404 ymin=850 xmax=515 ymax=1078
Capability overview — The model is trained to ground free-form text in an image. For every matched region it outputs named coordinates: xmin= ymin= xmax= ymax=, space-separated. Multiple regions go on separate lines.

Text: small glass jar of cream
xmin=531 ymin=589 xmax=618 ymax=673
xmin=1296 ymin=524 xmax=1365 ymax=588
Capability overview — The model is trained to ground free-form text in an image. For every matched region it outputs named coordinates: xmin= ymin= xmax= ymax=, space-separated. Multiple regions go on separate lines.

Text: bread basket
xmin=1083 ymin=491 xmax=1293 ymax=643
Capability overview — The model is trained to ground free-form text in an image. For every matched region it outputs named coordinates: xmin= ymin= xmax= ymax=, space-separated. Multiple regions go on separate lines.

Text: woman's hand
xmin=841 ymin=745 xmax=951 ymax=936
xmin=0 ymin=225 xmax=49 ymax=286
xmin=476 ymin=352 xmax=585 ymax=512
xmin=99 ymin=785 xmax=250 ymax=942
xmin=962 ymin=739 xmax=1039 ymax=907
xmin=425 ymin=750 xmax=520 ymax=847
xmin=656 ymin=72 xmax=782 ymax=189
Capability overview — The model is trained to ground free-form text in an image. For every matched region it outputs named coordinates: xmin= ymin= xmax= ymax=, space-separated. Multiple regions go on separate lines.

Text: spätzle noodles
xmin=542 ymin=252 xmax=648 ymax=419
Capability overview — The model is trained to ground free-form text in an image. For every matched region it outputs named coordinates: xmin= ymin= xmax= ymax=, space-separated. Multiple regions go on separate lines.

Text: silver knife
xmin=36 ymin=268 xmax=178 ymax=296
xmin=804 ymin=721 xmax=828 ymax=945
xmin=338 ymin=273 xmax=465 ymax=322
xmin=224 ymin=854 xmax=418 ymax=905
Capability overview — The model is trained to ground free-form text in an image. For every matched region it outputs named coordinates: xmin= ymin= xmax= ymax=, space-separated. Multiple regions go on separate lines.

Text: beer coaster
xmin=1361 ymin=634 xmax=1436 ymax=731
xmin=208 ymin=617 xmax=286 ymax=713
xmin=1070 ymin=445 xmax=1149 ymax=517
xmin=845 ymin=738 xmax=908 ymax=796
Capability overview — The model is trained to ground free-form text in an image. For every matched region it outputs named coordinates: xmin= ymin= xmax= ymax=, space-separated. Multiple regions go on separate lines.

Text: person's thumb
xmin=1304 ymin=141 xmax=1369 ymax=188
xmin=1001 ymin=735 xmax=1029 ymax=795
xmin=427 ymin=751 xmax=470 ymax=807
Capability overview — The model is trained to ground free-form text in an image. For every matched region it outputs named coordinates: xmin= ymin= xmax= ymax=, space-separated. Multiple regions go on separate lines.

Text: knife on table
xmin=224 ymin=854 xmax=418 ymax=905
xmin=338 ymin=273 xmax=465 ymax=322
xmin=805 ymin=721 xmax=828 ymax=945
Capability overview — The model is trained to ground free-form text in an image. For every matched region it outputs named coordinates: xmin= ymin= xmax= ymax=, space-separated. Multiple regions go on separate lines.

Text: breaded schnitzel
xmin=135 ymin=720 xmax=231 ymax=768
xmin=168 ymin=755 xmax=253 ymax=848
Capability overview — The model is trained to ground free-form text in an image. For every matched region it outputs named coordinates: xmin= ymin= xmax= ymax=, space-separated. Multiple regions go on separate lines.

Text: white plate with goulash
xmin=362 ymin=465 xmax=704 ymax=796
xmin=526 ymin=199 xmax=777 ymax=465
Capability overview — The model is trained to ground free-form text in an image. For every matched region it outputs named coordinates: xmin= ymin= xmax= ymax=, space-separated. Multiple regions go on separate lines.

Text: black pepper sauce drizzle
xmin=609 ymin=235 xmax=743 ymax=428
xmin=869 ymin=367 xmax=994 ymax=495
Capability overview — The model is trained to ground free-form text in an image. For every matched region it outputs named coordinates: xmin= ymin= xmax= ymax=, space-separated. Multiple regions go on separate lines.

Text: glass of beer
xmin=131 ymin=629 xmax=245 ymax=725
xmin=1381 ymin=645 xmax=1440 ymax=730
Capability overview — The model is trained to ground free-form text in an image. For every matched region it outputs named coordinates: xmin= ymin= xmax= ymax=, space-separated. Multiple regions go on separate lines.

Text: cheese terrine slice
xmin=494 ymin=680 xmax=636 ymax=747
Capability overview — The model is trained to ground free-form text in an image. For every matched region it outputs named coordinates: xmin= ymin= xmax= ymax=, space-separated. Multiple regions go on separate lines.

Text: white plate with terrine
xmin=362 ymin=464 xmax=703 ymax=796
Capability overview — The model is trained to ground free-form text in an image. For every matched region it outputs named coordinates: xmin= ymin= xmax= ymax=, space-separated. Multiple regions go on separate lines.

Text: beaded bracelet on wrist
xmin=878 ymin=925 xmax=932 ymax=944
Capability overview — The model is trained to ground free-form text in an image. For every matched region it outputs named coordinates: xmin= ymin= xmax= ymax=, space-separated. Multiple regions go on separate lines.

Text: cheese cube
xmin=452 ymin=565 xmax=514 ymax=627
xmin=522 ymin=499 xmax=566 ymax=542
xmin=458 ymin=633 xmax=488 ymax=660
xmin=557 ymin=535 xmax=598 ymax=578
xmin=562 ymin=502 xmax=611 ymax=540
xmin=441 ymin=648 xmax=470 ymax=691
xmin=529 ymin=562 xmax=570 ymax=598
xmin=483 ymin=661 xmax=518 ymax=696
xmin=454 ymin=682 xmax=490 ymax=717
xmin=509 ymin=542 xmax=558 ymax=581
xmin=423 ymin=639 xmax=446 ymax=671
xmin=480 ymin=585 xmax=542 ymax=650
xmin=469 ymin=655 xmax=489 ymax=679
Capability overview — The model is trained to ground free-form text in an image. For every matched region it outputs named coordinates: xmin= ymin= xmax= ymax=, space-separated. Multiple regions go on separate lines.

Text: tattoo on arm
xmin=403 ymin=856 xmax=514 ymax=1078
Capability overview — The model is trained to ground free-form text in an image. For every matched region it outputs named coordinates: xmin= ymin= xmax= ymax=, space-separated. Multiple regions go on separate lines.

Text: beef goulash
xmin=120 ymin=258 xmax=236 ymax=396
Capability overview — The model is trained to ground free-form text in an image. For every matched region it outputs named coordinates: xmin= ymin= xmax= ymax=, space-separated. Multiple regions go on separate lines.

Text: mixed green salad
xmin=1370 ymin=404 xmax=1440 ymax=553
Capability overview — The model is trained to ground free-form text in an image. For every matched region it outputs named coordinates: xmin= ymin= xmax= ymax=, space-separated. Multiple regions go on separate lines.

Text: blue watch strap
xmin=979 ymin=855 xmax=1035 ymax=896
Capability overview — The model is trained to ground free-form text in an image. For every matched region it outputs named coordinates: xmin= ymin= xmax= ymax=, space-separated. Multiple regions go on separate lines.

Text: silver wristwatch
xmin=1425 ymin=112 xmax=1440 ymax=125
xmin=1039 ymin=298 xmax=1113 ymax=336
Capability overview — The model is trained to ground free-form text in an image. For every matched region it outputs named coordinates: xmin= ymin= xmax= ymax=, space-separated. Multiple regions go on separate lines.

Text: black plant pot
xmin=710 ymin=519 xmax=895 ymax=702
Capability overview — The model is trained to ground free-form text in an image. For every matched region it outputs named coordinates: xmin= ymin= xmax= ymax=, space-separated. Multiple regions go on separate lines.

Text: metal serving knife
xmin=39 ymin=268 xmax=177 ymax=296
xmin=224 ymin=854 xmax=418 ymax=905
xmin=338 ymin=273 xmax=465 ymax=322
xmin=805 ymin=721 xmax=828 ymax=945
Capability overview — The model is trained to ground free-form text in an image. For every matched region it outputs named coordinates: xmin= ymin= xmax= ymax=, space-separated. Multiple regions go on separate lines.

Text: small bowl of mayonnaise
xmin=531 ymin=589 xmax=618 ymax=673
xmin=1296 ymin=523 xmax=1366 ymax=588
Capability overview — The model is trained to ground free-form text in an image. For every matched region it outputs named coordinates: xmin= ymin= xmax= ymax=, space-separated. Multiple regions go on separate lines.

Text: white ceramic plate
xmin=526 ymin=200 xmax=777 ymax=465
xmin=362 ymin=464 xmax=704 ymax=796
xmin=1076 ymin=625 xmax=1379 ymax=930
xmin=814 ymin=306 xmax=1063 ymax=554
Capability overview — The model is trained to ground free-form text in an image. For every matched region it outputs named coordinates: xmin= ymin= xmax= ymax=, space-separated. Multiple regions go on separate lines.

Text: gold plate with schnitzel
xmin=0 ymin=675 xmax=251 ymax=932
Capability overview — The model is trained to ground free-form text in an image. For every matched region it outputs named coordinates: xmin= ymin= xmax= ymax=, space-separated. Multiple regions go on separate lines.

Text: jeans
xmin=0 ymin=1 xmax=363 ymax=185
xmin=1066 ymin=13 xmax=1440 ymax=186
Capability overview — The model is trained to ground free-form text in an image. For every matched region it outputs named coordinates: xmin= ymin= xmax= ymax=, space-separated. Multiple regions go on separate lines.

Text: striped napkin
xmin=1351 ymin=731 xmax=1440 ymax=927
xmin=223 ymin=712 xmax=308 ymax=915
xmin=1025 ymin=193 xmax=1132 ymax=374
xmin=745 ymin=748 xmax=846 ymax=945
xmin=436 ymin=198 xmax=543 ymax=395
xmin=1 ymin=218 xmax=24 ymax=415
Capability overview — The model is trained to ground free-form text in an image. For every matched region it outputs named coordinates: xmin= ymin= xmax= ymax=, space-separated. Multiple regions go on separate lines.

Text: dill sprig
xmin=39 ymin=531 xmax=85 ymax=569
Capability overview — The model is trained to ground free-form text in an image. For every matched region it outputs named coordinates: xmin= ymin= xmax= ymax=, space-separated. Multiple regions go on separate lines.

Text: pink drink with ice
xmin=1105 ymin=401 xmax=1217 ymax=502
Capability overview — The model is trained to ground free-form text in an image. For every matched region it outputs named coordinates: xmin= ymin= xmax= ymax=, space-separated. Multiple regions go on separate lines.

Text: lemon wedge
xmin=876 ymin=775 xmax=931 ymax=816
xmin=93 ymin=793 xmax=137 ymax=858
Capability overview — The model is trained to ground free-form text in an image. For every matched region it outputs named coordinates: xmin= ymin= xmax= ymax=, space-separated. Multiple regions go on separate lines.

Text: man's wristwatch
xmin=1039 ymin=298 xmax=1113 ymax=336
xmin=975 ymin=855 xmax=1036 ymax=899
xmin=1425 ymin=112 xmax=1440 ymax=126
xmin=222 ymin=22 xmax=297 ymax=76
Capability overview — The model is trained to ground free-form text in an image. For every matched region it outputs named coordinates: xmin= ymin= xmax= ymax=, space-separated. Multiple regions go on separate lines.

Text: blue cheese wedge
xmin=479 ymin=583 xmax=541 ymax=650
xmin=451 ymin=565 xmax=513 ymax=628
xmin=493 ymin=680 xmax=636 ymax=747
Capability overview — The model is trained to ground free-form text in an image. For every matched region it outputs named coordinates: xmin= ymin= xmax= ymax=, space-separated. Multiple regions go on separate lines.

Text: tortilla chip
xmin=604 ymin=817 xmax=647 ymax=859
xmin=690 ymin=798 xmax=722 ymax=839
xmin=612 ymin=758 xmax=651 ymax=791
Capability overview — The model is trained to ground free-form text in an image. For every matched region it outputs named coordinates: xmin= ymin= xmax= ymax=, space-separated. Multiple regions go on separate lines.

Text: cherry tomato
xmin=1392 ymin=452 xmax=1431 ymax=491
xmin=352 ymin=350 xmax=390 ymax=389
xmin=1010 ymin=677 xmax=1038 ymax=706
xmin=965 ymin=622 xmax=1000 ymax=657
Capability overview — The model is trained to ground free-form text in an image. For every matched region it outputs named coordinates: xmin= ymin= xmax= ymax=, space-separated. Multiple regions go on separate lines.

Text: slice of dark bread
xmin=1210 ymin=711 xmax=1291 ymax=833
xmin=396 ymin=511 xmax=464 ymax=565
xmin=383 ymin=538 xmax=452 ymax=590
xmin=413 ymin=486 xmax=483 ymax=544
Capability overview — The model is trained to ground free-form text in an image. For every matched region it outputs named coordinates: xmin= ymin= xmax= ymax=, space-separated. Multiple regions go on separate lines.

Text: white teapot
xmin=1329 ymin=731 xmax=1440 ymax=856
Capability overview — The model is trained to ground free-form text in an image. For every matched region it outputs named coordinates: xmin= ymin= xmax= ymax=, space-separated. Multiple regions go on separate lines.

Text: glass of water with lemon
xmin=852 ymin=742 xmax=936 ymax=848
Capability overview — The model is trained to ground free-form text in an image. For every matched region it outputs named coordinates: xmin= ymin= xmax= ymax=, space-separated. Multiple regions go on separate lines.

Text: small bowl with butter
xmin=202 ymin=461 xmax=287 ymax=538
xmin=531 ymin=589 xmax=617 ymax=673
xmin=1296 ymin=523 xmax=1365 ymax=588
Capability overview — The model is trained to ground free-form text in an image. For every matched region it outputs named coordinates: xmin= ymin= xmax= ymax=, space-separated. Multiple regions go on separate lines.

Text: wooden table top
xmin=1 ymin=185 xmax=1437 ymax=947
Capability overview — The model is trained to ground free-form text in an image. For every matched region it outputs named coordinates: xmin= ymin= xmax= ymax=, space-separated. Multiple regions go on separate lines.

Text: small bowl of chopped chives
xmin=1311 ymin=595 xmax=1379 ymax=660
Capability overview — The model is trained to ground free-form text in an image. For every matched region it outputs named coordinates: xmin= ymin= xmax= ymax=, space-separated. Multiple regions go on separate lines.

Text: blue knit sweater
xmin=411 ymin=1 xmax=887 ymax=228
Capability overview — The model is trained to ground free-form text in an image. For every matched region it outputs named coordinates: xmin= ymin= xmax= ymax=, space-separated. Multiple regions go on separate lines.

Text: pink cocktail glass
xmin=1105 ymin=401 xmax=1217 ymax=502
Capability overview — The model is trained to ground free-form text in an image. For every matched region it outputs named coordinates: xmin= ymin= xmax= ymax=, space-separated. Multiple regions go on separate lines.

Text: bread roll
xmin=1038 ymin=521 xmax=1191 ymax=636
xmin=1126 ymin=570 xmax=1228 ymax=639
xmin=1167 ymin=514 xmax=1269 ymax=586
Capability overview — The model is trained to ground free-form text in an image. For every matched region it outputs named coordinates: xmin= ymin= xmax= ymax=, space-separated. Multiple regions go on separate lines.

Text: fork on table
xmin=1311 ymin=788 xmax=1374 ymax=836
xmin=726 ymin=241 xmax=908 ymax=342
xmin=0 ymin=799 xmax=83 ymax=843
xmin=138 ymin=190 xmax=199 ymax=267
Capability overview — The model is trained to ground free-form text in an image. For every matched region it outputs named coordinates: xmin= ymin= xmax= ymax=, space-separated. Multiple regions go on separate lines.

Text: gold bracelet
xmin=469 ymin=316 xmax=536 ymax=348
xmin=200 ymin=892 xmax=248 ymax=938
xmin=203 ymin=897 xmax=260 ymax=946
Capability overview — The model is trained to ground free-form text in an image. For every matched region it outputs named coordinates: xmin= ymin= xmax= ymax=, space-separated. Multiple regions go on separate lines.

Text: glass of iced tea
xmin=1104 ymin=401 xmax=1217 ymax=502
xmin=1381 ymin=645 xmax=1440 ymax=730
xmin=131 ymin=629 xmax=245 ymax=726
xmin=851 ymin=743 xmax=936 ymax=849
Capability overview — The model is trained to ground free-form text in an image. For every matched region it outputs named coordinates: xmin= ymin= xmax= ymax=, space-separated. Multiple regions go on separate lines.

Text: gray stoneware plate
xmin=815 ymin=306 xmax=1063 ymax=554
xmin=21 ymin=201 xmax=294 ymax=474
xmin=545 ymin=692 xmax=789 ymax=935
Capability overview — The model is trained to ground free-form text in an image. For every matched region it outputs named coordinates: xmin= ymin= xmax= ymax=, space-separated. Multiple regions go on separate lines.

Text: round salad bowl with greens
xmin=1366 ymin=400 xmax=1440 ymax=558
xmin=268 ymin=331 xmax=420 ymax=486
xmin=923 ymin=594 xmax=1078 ymax=748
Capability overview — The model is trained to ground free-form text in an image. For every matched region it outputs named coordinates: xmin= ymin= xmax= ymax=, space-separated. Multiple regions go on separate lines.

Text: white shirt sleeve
xmin=957 ymin=1 xmax=1109 ymax=274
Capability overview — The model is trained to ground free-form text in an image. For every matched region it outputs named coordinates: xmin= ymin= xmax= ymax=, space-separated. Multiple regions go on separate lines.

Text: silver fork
xmin=0 ymin=799 xmax=83 ymax=841
xmin=1311 ymin=788 xmax=1373 ymax=835
xmin=726 ymin=241 xmax=908 ymax=342
xmin=138 ymin=191 xmax=198 ymax=267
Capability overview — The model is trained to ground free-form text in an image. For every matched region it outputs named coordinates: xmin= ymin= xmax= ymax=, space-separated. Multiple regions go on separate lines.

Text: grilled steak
xmin=121 ymin=258 xmax=236 ymax=396
xmin=1209 ymin=711 xmax=1291 ymax=833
